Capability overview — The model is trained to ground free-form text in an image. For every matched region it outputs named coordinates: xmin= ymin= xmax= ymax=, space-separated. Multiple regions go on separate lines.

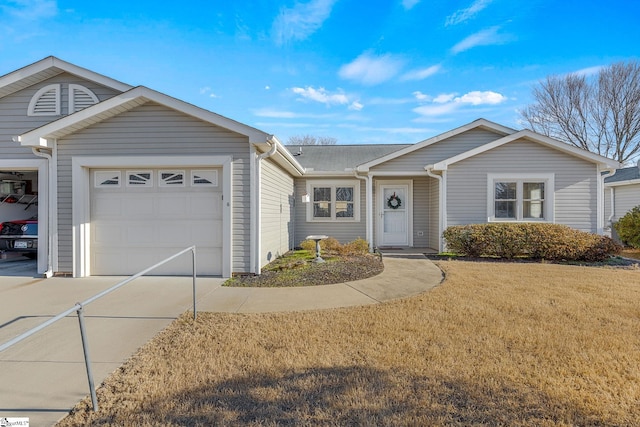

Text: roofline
xmin=605 ymin=178 xmax=640 ymax=187
xmin=355 ymin=118 xmax=516 ymax=172
xmin=432 ymin=129 xmax=621 ymax=170
xmin=17 ymin=86 xmax=273 ymax=147
xmin=0 ymin=56 xmax=132 ymax=95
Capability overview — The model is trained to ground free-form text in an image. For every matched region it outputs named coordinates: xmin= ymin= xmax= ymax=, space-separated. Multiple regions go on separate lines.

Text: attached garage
xmin=90 ymin=168 xmax=222 ymax=275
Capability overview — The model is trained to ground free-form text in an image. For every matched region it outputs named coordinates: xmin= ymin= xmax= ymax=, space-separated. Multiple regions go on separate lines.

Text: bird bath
xmin=306 ymin=235 xmax=328 ymax=263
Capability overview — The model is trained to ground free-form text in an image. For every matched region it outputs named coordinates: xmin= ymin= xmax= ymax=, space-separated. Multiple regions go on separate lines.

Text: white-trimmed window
xmin=126 ymin=171 xmax=153 ymax=187
xmin=487 ymin=173 xmax=554 ymax=222
xmin=159 ymin=170 xmax=185 ymax=187
xmin=191 ymin=170 xmax=218 ymax=187
xmin=306 ymin=180 xmax=360 ymax=222
xmin=94 ymin=170 xmax=121 ymax=188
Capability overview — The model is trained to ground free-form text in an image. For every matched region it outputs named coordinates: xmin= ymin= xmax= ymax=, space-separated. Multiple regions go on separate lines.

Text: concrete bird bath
xmin=306 ymin=235 xmax=328 ymax=263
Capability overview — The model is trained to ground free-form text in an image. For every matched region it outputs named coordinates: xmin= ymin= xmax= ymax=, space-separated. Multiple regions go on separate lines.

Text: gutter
xmin=30 ymin=147 xmax=54 ymax=278
xmin=251 ymin=137 xmax=278 ymax=274
xmin=351 ymin=170 xmax=373 ymax=251
xmin=599 ymin=167 xmax=617 ymax=234
xmin=425 ymin=165 xmax=445 ymax=252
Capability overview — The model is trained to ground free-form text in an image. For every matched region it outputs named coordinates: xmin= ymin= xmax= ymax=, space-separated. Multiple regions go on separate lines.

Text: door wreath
xmin=387 ymin=192 xmax=402 ymax=209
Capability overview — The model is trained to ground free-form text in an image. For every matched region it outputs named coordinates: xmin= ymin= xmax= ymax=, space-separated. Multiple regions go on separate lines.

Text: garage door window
xmin=159 ymin=170 xmax=185 ymax=187
xmin=192 ymin=170 xmax=218 ymax=187
xmin=94 ymin=171 xmax=121 ymax=188
xmin=127 ymin=171 xmax=153 ymax=187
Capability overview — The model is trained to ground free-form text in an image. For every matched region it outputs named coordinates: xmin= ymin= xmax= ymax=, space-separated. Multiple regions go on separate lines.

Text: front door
xmin=378 ymin=183 xmax=410 ymax=247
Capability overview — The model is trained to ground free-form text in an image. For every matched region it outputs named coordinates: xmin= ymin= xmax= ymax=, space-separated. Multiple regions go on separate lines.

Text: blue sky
xmin=1 ymin=0 xmax=638 ymax=145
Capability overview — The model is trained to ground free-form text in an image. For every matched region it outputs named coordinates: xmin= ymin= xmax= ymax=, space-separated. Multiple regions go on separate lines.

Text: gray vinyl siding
xmin=370 ymin=129 xmax=502 ymax=172
xmin=611 ymin=183 xmax=640 ymax=221
xmin=446 ymin=139 xmax=599 ymax=232
xmin=56 ymin=102 xmax=251 ymax=273
xmin=428 ymin=176 xmax=440 ymax=249
xmin=293 ymin=178 xmax=367 ymax=246
xmin=260 ymin=158 xmax=295 ymax=267
xmin=0 ymin=72 xmax=121 ymax=159
xmin=412 ymin=177 xmax=430 ymax=247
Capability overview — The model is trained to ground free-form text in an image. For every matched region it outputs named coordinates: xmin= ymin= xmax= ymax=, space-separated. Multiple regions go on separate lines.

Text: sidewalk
xmin=0 ymin=253 xmax=442 ymax=426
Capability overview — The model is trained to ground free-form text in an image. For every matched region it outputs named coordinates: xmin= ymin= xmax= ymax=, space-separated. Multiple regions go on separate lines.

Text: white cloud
xmin=450 ymin=26 xmax=509 ymax=54
xmin=271 ymin=0 xmax=337 ymax=46
xmin=338 ymin=52 xmax=405 ymax=85
xmin=433 ymin=93 xmax=456 ymax=103
xmin=349 ymin=101 xmax=364 ymax=111
xmin=413 ymin=91 xmax=431 ymax=102
xmin=457 ymin=90 xmax=506 ymax=105
xmin=1 ymin=0 xmax=57 ymax=21
xmin=402 ymin=0 xmax=421 ymax=10
xmin=413 ymin=90 xmax=507 ymax=117
xmin=292 ymin=86 xmax=351 ymax=106
xmin=445 ymin=0 xmax=493 ymax=26
xmin=401 ymin=64 xmax=441 ymax=81
xmin=572 ymin=65 xmax=604 ymax=77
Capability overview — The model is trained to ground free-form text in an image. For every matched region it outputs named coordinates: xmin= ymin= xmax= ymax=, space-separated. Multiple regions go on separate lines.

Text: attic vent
xmin=27 ymin=84 xmax=61 ymax=116
xmin=69 ymin=84 xmax=99 ymax=113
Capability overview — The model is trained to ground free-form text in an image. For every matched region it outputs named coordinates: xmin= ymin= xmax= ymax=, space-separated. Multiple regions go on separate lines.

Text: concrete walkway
xmin=0 ymin=253 xmax=442 ymax=426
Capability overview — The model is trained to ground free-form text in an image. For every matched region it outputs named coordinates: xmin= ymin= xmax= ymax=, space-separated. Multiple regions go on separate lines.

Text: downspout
xmin=252 ymin=137 xmax=278 ymax=274
xmin=31 ymin=147 xmax=53 ymax=278
xmin=425 ymin=165 xmax=445 ymax=252
xmin=353 ymin=172 xmax=373 ymax=251
xmin=602 ymin=168 xmax=617 ymax=235
xmin=599 ymin=167 xmax=616 ymax=235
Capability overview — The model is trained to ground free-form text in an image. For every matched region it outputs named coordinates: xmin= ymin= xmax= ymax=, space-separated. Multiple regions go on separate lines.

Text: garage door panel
xmin=90 ymin=167 xmax=223 ymax=276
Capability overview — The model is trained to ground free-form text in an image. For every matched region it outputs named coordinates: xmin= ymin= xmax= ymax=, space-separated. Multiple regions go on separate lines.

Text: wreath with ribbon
xmin=387 ymin=192 xmax=402 ymax=209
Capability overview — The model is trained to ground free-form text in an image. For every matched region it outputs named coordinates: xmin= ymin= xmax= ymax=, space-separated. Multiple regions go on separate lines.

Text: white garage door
xmin=90 ymin=168 xmax=222 ymax=276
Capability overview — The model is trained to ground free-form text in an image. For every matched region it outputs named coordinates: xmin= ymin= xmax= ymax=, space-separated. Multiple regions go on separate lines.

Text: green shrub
xmin=443 ymin=223 xmax=621 ymax=262
xmin=613 ymin=206 xmax=640 ymax=248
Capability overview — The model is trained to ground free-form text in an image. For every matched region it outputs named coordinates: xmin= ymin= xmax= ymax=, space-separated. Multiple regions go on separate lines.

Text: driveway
xmin=0 ymin=272 xmax=226 ymax=426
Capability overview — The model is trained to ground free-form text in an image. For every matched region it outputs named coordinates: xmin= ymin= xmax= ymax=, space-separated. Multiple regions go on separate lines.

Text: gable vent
xmin=27 ymin=84 xmax=61 ymax=116
xmin=69 ymin=84 xmax=99 ymax=113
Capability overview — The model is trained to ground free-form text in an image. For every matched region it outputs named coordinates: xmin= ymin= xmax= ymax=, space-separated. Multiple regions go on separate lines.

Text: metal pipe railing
xmin=0 ymin=245 xmax=198 ymax=412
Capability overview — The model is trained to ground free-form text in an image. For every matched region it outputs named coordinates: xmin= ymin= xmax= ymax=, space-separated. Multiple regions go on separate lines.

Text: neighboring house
xmin=604 ymin=162 xmax=640 ymax=238
xmin=0 ymin=57 xmax=621 ymax=278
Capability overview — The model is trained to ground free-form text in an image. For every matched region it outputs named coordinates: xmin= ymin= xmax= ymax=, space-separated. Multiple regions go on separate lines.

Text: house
xmin=0 ymin=57 xmax=621 ymax=278
xmin=604 ymin=161 xmax=640 ymax=238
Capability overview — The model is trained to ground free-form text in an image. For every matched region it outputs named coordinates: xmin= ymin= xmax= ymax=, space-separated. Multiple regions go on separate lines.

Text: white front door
xmin=378 ymin=183 xmax=410 ymax=247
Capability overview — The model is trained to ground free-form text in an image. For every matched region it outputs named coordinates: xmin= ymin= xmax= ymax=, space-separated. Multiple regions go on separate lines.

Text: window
xmin=488 ymin=174 xmax=554 ymax=222
xmin=94 ymin=171 xmax=121 ymax=188
xmin=126 ymin=171 xmax=153 ymax=187
xmin=306 ymin=180 xmax=360 ymax=222
xmin=159 ymin=170 xmax=185 ymax=187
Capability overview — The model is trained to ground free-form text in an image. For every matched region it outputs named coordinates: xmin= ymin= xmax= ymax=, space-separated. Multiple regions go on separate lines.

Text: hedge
xmin=443 ymin=223 xmax=621 ymax=262
xmin=613 ymin=206 xmax=640 ymax=248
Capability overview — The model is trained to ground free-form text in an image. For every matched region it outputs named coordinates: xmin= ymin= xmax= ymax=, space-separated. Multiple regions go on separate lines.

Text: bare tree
xmin=520 ymin=61 xmax=640 ymax=164
xmin=287 ymin=134 xmax=337 ymax=145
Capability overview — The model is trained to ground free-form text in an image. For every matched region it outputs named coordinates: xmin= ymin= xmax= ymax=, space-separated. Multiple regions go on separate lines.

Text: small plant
xmin=614 ymin=206 xmax=640 ymax=248
xmin=300 ymin=237 xmax=370 ymax=256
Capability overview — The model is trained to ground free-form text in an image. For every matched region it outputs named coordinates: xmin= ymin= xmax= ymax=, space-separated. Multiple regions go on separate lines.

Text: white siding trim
xmin=72 ymin=155 xmax=233 ymax=277
xmin=486 ymin=173 xmax=555 ymax=223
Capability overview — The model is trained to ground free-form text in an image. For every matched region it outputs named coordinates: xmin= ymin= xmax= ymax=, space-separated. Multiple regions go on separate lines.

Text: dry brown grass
xmin=622 ymin=248 xmax=640 ymax=261
xmin=58 ymin=262 xmax=640 ymax=426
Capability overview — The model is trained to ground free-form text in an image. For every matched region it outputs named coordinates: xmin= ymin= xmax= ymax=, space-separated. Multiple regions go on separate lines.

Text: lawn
xmin=58 ymin=261 xmax=640 ymax=426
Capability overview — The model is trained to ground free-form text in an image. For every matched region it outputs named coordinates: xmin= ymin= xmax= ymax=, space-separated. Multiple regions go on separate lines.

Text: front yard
xmin=58 ymin=261 xmax=640 ymax=426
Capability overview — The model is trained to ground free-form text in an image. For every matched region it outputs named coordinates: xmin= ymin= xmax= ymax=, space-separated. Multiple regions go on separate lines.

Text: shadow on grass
xmin=77 ymin=366 xmax=614 ymax=426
